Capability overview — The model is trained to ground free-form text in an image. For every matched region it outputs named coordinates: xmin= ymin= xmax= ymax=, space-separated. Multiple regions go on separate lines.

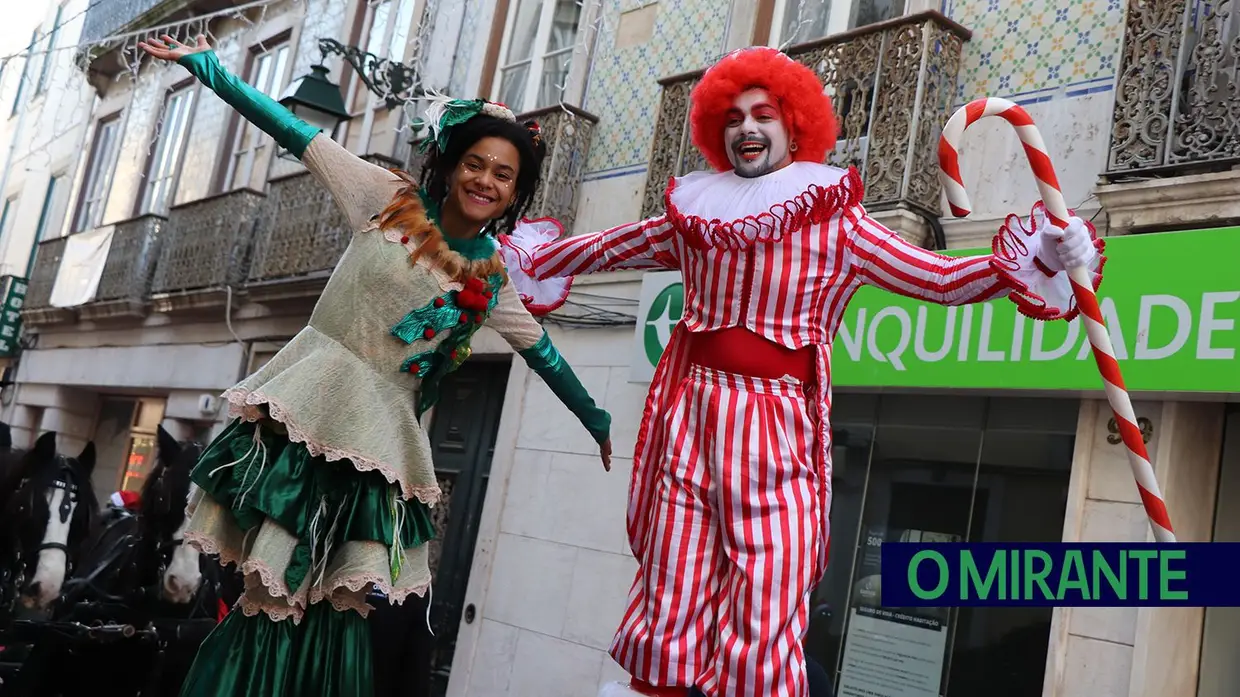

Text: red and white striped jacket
xmin=509 ymin=162 xmax=1101 ymax=567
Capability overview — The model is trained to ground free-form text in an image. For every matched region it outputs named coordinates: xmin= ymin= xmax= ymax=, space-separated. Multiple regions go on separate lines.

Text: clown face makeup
xmin=724 ymin=88 xmax=793 ymax=178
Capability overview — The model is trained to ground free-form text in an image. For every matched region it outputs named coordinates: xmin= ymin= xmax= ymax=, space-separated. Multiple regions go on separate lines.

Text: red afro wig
xmin=689 ymin=47 xmax=838 ymax=173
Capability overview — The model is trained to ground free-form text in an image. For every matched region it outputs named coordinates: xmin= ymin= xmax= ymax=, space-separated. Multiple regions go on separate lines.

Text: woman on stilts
xmin=138 ymin=35 xmax=612 ymax=697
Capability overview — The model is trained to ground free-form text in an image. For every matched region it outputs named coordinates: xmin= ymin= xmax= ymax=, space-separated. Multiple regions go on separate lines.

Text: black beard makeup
xmin=728 ymin=131 xmax=784 ymax=178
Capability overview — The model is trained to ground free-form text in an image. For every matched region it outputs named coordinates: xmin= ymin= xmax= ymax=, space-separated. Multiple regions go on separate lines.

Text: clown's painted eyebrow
xmin=726 ymin=102 xmax=781 ymax=120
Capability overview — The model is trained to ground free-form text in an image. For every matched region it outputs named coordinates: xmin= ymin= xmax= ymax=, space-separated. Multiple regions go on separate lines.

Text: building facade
xmin=2 ymin=0 xmax=1237 ymax=696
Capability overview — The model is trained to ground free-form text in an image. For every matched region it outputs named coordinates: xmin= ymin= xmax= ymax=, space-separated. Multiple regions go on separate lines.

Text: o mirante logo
xmin=878 ymin=543 xmax=1240 ymax=607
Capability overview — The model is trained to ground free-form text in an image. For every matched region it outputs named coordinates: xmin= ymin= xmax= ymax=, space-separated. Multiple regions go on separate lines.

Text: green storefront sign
xmin=631 ymin=226 xmax=1240 ymax=393
xmin=0 ymin=276 xmax=27 ymax=358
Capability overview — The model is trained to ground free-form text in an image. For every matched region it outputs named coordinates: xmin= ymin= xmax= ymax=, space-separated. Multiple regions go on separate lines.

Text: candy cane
xmin=938 ymin=97 xmax=1176 ymax=544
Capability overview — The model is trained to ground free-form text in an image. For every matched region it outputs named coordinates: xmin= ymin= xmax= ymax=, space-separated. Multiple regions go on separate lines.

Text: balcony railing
xmin=79 ymin=215 xmax=165 ymax=320
xmin=22 ymin=237 xmax=69 ymax=321
xmin=522 ymin=105 xmax=599 ymax=232
xmin=642 ymin=11 xmax=970 ymax=219
xmin=1106 ymin=0 xmax=1240 ymax=177
xmin=150 ymin=189 xmax=264 ymax=305
xmin=246 ymin=155 xmax=398 ymax=298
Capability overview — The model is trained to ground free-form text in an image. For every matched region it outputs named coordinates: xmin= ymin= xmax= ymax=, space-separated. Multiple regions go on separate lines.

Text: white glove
xmin=1039 ymin=216 xmax=1096 ymax=273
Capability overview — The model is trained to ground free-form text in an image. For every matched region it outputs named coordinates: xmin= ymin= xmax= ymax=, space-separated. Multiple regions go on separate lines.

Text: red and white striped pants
xmin=611 ymin=365 xmax=823 ymax=697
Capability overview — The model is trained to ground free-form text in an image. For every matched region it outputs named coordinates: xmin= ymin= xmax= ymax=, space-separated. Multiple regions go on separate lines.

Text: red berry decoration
xmin=400 ymin=235 xmax=409 ymax=244
xmin=423 ymin=328 xmax=436 ymax=340
xmin=458 ymin=313 xmax=468 ymax=324
xmin=433 ymin=297 xmax=445 ymax=308
xmin=450 ymin=350 xmax=458 ymax=360
xmin=474 ymin=314 xmax=484 ymax=324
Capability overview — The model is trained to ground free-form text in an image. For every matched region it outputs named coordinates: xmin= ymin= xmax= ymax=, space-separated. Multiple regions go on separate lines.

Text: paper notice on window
xmin=837 ymin=606 xmax=949 ymax=697
xmin=49 ymin=225 xmax=114 ymax=308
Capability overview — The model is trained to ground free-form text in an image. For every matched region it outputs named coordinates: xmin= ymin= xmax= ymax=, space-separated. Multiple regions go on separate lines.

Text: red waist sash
xmin=686 ymin=327 xmax=816 ymax=384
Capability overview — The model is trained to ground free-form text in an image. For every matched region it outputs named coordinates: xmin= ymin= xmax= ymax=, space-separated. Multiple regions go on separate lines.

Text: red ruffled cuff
xmin=496 ymin=218 xmax=574 ymax=316
xmin=990 ymin=201 xmax=1106 ymax=322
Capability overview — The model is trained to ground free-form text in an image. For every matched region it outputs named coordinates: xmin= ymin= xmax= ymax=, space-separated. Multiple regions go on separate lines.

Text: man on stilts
xmin=505 ymin=46 xmax=1103 ymax=697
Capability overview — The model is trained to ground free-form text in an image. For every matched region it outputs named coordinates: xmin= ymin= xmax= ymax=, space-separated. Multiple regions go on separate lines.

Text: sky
xmin=0 ymin=2 xmax=53 ymax=60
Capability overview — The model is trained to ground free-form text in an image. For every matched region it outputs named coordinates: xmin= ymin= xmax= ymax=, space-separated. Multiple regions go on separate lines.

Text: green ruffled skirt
xmin=180 ymin=418 xmax=436 ymax=697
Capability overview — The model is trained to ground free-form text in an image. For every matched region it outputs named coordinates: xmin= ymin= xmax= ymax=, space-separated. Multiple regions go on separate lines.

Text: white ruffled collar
xmin=666 ymin=162 xmax=863 ymax=249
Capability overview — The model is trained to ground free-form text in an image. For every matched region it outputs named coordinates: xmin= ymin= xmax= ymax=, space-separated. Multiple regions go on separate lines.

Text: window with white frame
xmin=73 ymin=114 xmax=122 ymax=233
xmin=35 ymin=4 xmax=63 ymax=96
xmin=0 ymin=197 xmax=17 ymax=248
xmin=33 ymin=176 xmax=63 ymax=241
xmin=344 ymin=0 xmax=416 ymax=118
xmin=140 ymin=85 xmax=196 ymax=215
xmin=9 ymin=30 xmax=37 ymax=118
xmin=223 ymin=41 xmax=291 ymax=191
xmin=27 ymin=175 xmax=65 ymax=274
xmin=770 ymin=0 xmax=905 ymax=47
xmin=495 ymin=0 xmax=585 ymax=113
xmin=365 ymin=0 xmax=417 ymax=63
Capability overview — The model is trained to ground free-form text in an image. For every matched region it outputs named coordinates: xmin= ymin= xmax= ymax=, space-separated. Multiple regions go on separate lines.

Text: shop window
xmin=111 ymin=397 xmax=167 ymax=494
xmin=806 ymin=394 xmax=1078 ymax=697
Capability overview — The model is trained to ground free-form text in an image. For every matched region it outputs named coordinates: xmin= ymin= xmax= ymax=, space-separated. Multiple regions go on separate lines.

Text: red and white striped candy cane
xmin=938 ymin=97 xmax=1176 ymax=543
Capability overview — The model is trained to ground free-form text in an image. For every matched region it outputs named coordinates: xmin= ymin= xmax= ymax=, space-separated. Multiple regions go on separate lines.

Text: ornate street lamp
xmin=279 ymin=37 xmax=424 ymax=133
xmin=314 ymin=38 xmax=422 ymax=110
xmin=278 ymin=62 xmax=354 ymax=134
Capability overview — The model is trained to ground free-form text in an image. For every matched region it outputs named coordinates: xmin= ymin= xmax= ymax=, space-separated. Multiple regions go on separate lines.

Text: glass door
xmin=808 ymin=394 xmax=1078 ymax=696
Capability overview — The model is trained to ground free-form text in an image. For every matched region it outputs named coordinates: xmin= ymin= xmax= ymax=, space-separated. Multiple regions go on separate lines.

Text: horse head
xmin=0 ymin=431 xmax=99 ymax=614
xmin=140 ymin=425 xmax=206 ymax=605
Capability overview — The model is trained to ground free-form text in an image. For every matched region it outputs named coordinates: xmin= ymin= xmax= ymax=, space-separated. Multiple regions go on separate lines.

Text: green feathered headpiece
xmin=418 ymin=88 xmax=517 ymax=154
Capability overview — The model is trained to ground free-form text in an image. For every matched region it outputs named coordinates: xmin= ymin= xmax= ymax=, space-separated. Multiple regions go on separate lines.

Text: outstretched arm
xmin=486 ymin=284 xmax=612 ymax=467
xmin=139 ymin=36 xmax=396 ymax=230
xmin=845 ymin=208 xmax=1006 ymax=305
xmin=843 ymin=203 xmax=1101 ymax=319
xmin=511 ymin=215 xmax=681 ymax=280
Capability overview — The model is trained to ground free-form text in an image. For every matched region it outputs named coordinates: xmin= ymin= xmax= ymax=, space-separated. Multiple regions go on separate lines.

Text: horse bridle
xmin=0 ymin=458 xmax=82 ymax=610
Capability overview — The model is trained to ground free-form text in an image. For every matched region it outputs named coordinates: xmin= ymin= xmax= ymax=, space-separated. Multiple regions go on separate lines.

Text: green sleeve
xmin=519 ymin=332 xmax=611 ymax=445
xmin=178 ymin=50 xmax=320 ymax=159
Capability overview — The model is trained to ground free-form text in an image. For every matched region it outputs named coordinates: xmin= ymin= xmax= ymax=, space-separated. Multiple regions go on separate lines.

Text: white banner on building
xmin=50 ymin=225 xmax=114 ymax=308
xmin=630 ymin=271 xmax=683 ymax=383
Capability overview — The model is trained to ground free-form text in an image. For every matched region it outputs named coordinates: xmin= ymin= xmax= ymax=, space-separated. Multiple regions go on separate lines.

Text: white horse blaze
xmin=163 ymin=516 xmax=202 ymax=604
xmin=25 ymin=487 xmax=75 ymax=609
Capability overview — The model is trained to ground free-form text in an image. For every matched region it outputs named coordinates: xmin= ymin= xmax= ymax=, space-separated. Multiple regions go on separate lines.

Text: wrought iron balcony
xmin=78 ymin=215 xmax=165 ymax=321
xmin=1106 ymin=1 xmax=1240 ymax=178
xmin=79 ymin=0 xmax=248 ymax=83
xmin=521 ymin=105 xmax=598 ymax=232
xmin=245 ymin=155 xmax=399 ymax=303
xmin=641 ymin=11 xmax=969 ymax=220
xmin=21 ymin=237 xmax=72 ymax=326
xmin=150 ymin=188 xmax=264 ymax=312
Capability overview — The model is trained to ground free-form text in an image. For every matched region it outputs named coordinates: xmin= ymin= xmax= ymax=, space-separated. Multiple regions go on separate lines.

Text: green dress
xmin=174 ymin=51 xmax=610 ymax=697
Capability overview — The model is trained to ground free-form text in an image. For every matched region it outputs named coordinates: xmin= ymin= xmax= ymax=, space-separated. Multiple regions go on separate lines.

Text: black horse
xmin=29 ymin=426 xmax=242 ymax=697
xmin=0 ymin=430 xmax=99 ymax=693
xmin=0 ymin=430 xmax=98 ymax=621
xmin=127 ymin=426 xmax=241 ymax=695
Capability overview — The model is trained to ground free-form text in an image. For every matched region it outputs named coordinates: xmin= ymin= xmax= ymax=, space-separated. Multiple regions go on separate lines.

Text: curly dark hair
xmin=418 ymin=115 xmax=547 ymax=236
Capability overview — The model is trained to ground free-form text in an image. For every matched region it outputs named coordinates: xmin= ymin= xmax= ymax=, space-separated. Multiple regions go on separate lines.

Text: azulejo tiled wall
xmin=582 ymin=0 xmax=730 ymax=174
xmin=946 ymin=0 xmax=1125 ymax=104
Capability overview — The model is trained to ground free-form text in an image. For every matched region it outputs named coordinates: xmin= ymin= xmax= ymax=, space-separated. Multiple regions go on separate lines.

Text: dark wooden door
xmin=425 ymin=359 xmax=509 ymax=695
